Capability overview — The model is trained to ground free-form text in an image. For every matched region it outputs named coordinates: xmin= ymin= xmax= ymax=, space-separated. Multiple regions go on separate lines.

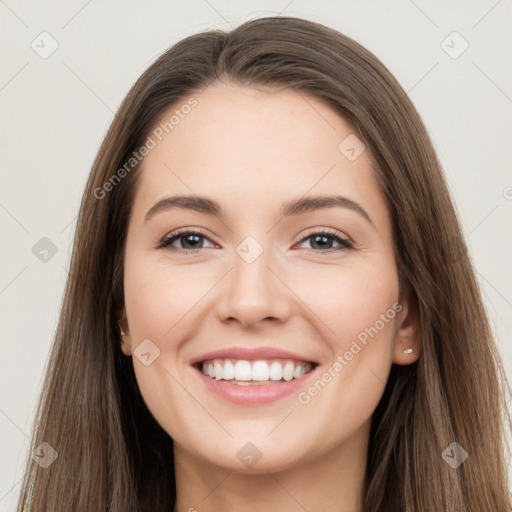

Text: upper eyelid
xmin=164 ymin=228 xmax=217 ymax=242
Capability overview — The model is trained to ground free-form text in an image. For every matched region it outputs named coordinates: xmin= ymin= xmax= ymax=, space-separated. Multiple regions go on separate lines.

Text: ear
xmin=392 ymin=288 xmax=422 ymax=365
xmin=118 ymin=307 xmax=132 ymax=356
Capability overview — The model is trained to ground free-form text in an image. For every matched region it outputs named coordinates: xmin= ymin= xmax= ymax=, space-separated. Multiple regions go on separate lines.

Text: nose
xmin=215 ymin=247 xmax=292 ymax=328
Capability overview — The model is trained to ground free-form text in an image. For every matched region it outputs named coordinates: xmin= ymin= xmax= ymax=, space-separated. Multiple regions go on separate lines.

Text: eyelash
xmin=157 ymin=228 xmax=354 ymax=254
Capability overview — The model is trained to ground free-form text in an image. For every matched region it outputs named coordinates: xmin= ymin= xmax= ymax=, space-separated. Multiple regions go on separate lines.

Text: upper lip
xmin=190 ymin=346 xmax=319 ymax=365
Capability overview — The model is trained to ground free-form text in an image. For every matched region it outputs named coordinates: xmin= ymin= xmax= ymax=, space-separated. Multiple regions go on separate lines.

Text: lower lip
xmin=193 ymin=365 xmax=318 ymax=405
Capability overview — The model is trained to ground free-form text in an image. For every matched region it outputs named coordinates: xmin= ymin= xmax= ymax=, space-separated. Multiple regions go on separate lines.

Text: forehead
xmin=131 ymin=84 xmax=388 ymax=229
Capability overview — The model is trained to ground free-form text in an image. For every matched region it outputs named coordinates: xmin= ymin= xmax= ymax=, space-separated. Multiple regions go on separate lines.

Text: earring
xmin=403 ymin=348 xmax=413 ymax=354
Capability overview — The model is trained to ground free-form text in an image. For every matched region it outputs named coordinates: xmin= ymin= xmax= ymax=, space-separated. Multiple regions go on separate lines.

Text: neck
xmin=172 ymin=418 xmax=370 ymax=512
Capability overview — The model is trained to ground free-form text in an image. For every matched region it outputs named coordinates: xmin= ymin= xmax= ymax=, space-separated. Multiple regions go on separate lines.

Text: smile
xmin=199 ymin=358 xmax=316 ymax=384
xmin=192 ymin=358 xmax=319 ymax=405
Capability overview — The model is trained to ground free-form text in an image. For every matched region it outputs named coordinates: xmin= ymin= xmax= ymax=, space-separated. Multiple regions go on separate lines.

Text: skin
xmin=118 ymin=83 xmax=422 ymax=512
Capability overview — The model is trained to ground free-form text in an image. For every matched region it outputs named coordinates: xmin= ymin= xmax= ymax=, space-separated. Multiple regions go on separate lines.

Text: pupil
xmin=312 ymin=235 xmax=331 ymax=249
xmin=184 ymin=234 xmax=201 ymax=249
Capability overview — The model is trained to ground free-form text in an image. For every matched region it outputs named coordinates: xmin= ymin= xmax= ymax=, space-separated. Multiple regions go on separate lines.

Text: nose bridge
xmin=216 ymin=235 xmax=290 ymax=326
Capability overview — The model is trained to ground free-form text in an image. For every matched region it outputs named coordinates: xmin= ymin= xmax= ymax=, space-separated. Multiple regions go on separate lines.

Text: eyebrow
xmin=144 ymin=194 xmax=374 ymax=227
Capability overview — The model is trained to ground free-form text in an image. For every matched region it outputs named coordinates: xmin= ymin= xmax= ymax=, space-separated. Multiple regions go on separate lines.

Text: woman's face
xmin=120 ymin=83 xmax=420 ymax=473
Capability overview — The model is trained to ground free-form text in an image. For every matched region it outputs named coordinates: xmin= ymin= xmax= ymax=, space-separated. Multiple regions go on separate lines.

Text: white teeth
xmin=214 ymin=360 xmax=223 ymax=380
xmin=200 ymin=358 xmax=313 ymax=383
xmin=223 ymin=360 xmax=235 ymax=380
xmin=282 ymin=361 xmax=295 ymax=381
xmin=234 ymin=360 xmax=252 ymax=381
xmin=251 ymin=360 xmax=270 ymax=381
xmin=269 ymin=361 xmax=283 ymax=381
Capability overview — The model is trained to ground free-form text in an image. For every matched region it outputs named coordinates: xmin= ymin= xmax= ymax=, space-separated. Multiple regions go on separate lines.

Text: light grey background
xmin=1 ymin=1 xmax=511 ymax=508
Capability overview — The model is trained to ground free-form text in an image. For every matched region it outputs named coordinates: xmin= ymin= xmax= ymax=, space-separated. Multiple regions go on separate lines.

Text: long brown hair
xmin=15 ymin=15 xmax=511 ymax=511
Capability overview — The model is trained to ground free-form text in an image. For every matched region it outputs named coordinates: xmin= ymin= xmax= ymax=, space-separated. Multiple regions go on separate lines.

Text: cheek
xmin=286 ymin=258 xmax=399 ymax=351
xmin=123 ymin=254 xmax=210 ymax=341
xmin=292 ymin=264 xmax=399 ymax=435
xmin=122 ymin=254 xmax=211 ymax=440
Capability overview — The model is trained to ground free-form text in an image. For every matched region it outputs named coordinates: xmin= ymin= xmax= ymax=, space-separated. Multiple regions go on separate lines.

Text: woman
xmin=15 ymin=15 xmax=511 ymax=512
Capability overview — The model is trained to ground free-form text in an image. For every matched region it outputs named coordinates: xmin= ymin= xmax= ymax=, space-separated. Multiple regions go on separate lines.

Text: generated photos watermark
xmin=297 ymin=302 xmax=403 ymax=405
xmin=94 ymin=97 xmax=198 ymax=200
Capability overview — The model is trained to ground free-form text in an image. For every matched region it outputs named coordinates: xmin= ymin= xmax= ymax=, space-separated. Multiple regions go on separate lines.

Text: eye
xmin=158 ymin=229 xmax=216 ymax=253
xmin=158 ymin=228 xmax=354 ymax=254
xmin=296 ymin=229 xmax=353 ymax=253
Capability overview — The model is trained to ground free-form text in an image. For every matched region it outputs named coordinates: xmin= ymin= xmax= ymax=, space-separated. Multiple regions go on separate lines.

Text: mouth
xmin=192 ymin=358 xmax=319 ymax=385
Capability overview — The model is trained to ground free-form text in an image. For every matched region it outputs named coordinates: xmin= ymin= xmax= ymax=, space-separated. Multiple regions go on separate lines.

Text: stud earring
xmin=403 ymin=348 xmax=413 ymax=354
